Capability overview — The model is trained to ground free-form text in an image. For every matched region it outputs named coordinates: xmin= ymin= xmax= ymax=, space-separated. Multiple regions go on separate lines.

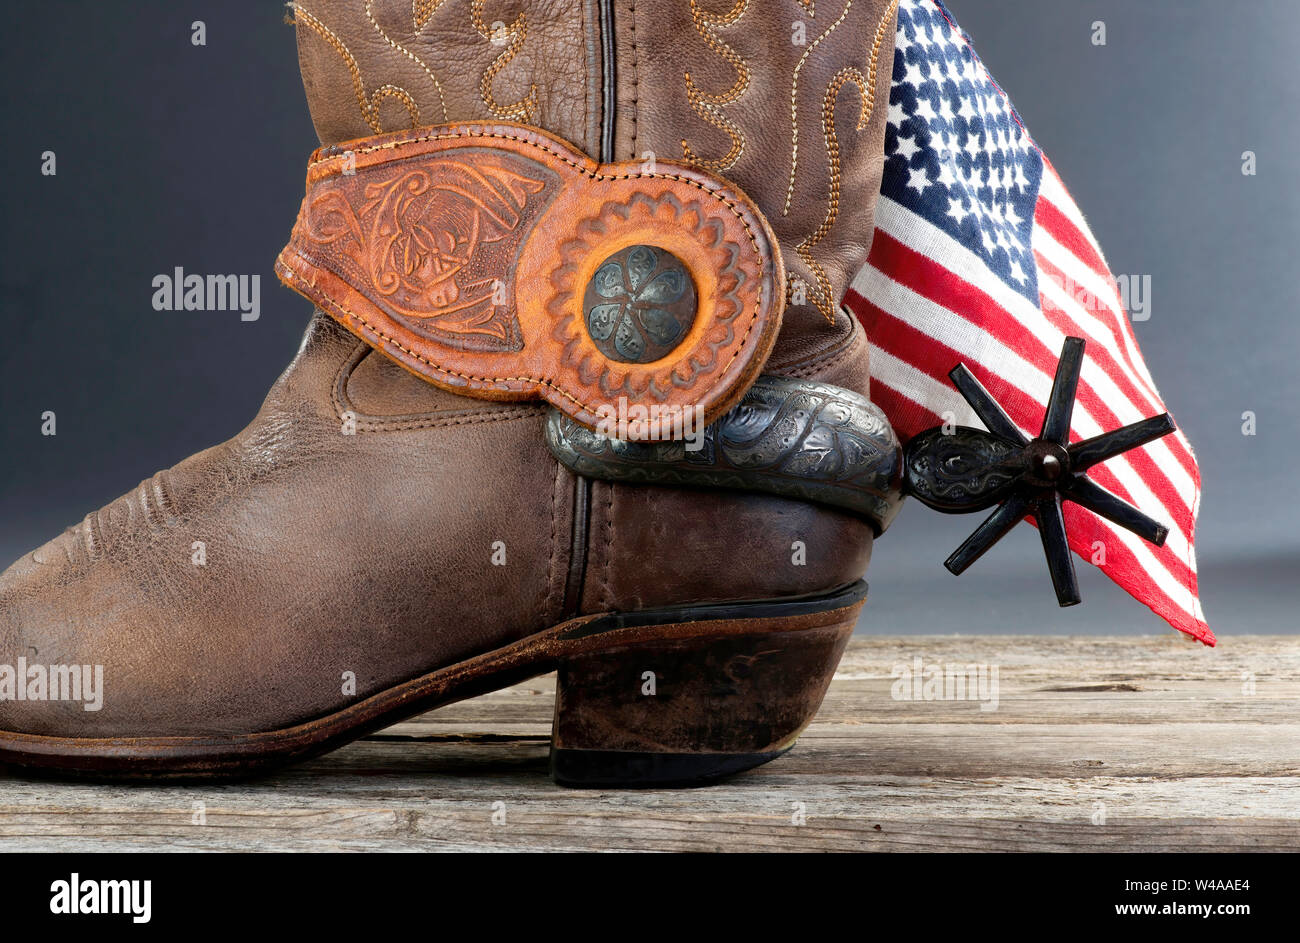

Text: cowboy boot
xmin=0 ymin=0 xmax=903 ymax=786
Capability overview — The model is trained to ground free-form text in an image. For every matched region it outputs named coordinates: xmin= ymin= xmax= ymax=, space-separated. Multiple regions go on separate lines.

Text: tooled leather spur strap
xmin=276 ymin=123 xmax=786 ymax=438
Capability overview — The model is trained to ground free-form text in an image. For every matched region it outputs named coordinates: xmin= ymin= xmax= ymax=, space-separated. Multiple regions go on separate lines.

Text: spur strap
xmin=276 ymin=122 xmax=786 ymax=439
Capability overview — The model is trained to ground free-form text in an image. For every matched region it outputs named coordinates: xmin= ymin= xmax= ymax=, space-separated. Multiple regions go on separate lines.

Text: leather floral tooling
xmin=276 ymin=122 xmax=786 ymax=438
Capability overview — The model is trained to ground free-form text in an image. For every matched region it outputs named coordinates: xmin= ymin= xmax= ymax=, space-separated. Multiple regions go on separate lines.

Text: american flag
xmin=845 ymin=0 xmax=1211 ymax=644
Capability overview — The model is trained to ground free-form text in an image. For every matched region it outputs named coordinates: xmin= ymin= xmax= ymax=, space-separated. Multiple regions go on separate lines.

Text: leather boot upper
xmin=0 ymin=314 xmax=871 ymax=736
xmin=0 ymin=1 xmax=890 ymax=738
xmin=290 ymin=0 xmax=899 ymax=382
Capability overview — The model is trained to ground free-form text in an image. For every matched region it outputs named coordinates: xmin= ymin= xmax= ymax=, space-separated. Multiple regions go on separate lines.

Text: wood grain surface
xmin=1 ymin=634 xmax=1295 ymax=852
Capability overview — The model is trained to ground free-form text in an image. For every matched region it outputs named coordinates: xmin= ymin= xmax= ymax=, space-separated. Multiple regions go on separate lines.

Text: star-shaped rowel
xmin=902 ymin=336 xmax=1177 ymax=607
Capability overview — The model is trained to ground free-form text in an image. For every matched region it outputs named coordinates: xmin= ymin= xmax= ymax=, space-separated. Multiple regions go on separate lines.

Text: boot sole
xmin=0 ymin=582 xmax=866 ymax=787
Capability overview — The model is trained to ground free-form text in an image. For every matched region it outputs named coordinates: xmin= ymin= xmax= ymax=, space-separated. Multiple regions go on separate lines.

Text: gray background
xmin=0 ymin=2 xmax=1294 ymax=639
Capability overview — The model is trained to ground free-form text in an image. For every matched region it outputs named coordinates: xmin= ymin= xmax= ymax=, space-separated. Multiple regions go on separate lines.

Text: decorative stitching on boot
xmin=792 ymin=0 xmax=899 ymax=323
xmin=364 ymin=0 xmax=450 ymax=123
xmin=471 ymin=0 xmax=539 ymax=122
xmin=681 ymin=0 xmax=750 ymax=173
xmin=783 ymin=0 xmax=857 ymax=217
xmin=796 ymin=66 xmax=870 ymax=323
xmin=290 ymin=2 xmax=421 ymax=133
xmin=412 ymin=0 xmax=441 ymax=29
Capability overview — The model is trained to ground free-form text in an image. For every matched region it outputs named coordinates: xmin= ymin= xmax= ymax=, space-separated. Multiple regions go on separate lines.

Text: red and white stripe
xmin=845 ymin=158 xmax=1211 ymax=645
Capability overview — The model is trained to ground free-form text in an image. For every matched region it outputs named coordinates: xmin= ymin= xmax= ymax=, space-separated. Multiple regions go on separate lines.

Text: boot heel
xmin=549 ymin=584 xmax=864 ymax=787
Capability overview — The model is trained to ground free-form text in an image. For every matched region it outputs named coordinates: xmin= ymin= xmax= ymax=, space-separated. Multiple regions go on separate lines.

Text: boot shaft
xmin=290 ymin=0 xmax=898 ymax=374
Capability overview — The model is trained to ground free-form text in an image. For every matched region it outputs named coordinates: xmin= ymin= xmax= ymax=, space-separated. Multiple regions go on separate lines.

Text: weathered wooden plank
xmin=388 ymin=680 xmax=1300 ymax=730
xmin=0 ymin=771 xmax=1297 ymax=852
xmin=835 ymin=634 xmax=1299 ymax=680
xmin=0 ymin=635 xmax=1295 ymax=852
xmin=385 ymin=634 xmax=1298 ymax=730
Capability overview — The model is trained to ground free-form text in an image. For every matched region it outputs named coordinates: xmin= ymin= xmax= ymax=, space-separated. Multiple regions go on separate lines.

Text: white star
xmin=906 ymin=166 xmax=934 ymax=195
xmin=938 ymin=97 xmax=956 ymax=123
xmin=903 ymin=61 xmax=927 ymax=88
xmin=947 ymin=199 xmax=970 ymax=225
xmin=1003 ymin=202 xmax=1023 ymax=228
xmin=894 ymin=133 xmax=921 ymax=161
xmin=887 ymin=99 xmax=909 ymax=128
xmin=981 ymin=230 xmax=997 ymax=253
xmin=1008 ymin=259 xmax=1027 ymax=283
xmin=958 ymin=98 xmax=979 ymax=122
xmin=915 ymin=97 xmax=938 ymax=124
xmin=963 ymin=134 xmax=982 ymax=160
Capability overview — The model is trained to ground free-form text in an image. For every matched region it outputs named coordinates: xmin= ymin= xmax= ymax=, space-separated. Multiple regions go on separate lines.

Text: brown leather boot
xmin=0 ymin=0 xmax=902 ymax=786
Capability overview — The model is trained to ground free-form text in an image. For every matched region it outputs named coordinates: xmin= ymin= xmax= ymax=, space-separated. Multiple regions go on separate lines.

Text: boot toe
xmin=0 ymin=501 xmax=205 ymax=740
xmin=0 ymin=527 xmax=105 ymax=738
